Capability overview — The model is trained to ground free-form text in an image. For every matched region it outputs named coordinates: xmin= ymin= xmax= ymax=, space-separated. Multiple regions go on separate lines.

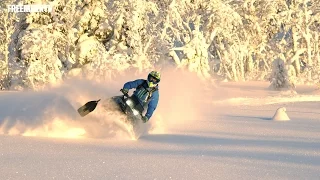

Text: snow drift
xmin=272 ymin=107 xmax=290 ymax=121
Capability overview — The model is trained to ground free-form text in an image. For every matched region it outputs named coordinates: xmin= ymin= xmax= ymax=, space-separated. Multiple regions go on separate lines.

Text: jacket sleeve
xmin=123 ymin=79 xmax=144 ymax=90
xmin=145 ymin=90 xmax=159 ymax=120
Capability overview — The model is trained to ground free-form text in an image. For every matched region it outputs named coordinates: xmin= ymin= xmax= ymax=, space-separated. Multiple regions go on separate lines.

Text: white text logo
xmin=7 ymin=5 xmax=53 ymax=13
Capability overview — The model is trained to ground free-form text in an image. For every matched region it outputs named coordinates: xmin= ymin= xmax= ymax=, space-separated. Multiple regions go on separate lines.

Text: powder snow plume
xmin=148 ymin=67 xmax=214 ymax=134
xmin=0 ymin=72 xmax=138 ymax=140
xmin=0 ymin=90 xmax=133 ymax=140
xmin=0 ymin=68 xmax=214 ymax=139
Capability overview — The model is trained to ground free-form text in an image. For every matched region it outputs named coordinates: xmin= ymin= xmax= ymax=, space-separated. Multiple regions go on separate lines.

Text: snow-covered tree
xmin=1 ymin=0 xmax=320 ymax=90
xmin=156 ymin=0 xmax=213 ymax=79
xmin=0 ymin=0 xmax=18 ymax=89
xmin=103 ymin=0 xmax=160 ymax=71
xmin=268 ymin=0 xmax=320 ymax=84
xmin=269 ymin=57 xmax=296 ymax=90
xmin=17 ymin=25 xmax=64 ymax=89
xmin=170 ymin=16 xmax=211 ymax=79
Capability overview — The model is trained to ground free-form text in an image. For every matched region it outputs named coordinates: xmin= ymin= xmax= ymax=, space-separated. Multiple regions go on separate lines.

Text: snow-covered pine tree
xmin=0 ymin=0 xmax=18 ymax=89
xmin=2 ymin=0 xmax=320 ymax=90
xmin=269 ymin=57 xmax=296 ymax=90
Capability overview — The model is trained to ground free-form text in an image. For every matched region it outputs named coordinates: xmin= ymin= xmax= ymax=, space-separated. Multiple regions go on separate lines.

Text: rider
xmin=120 ymin=71 xmax=161 ymax=123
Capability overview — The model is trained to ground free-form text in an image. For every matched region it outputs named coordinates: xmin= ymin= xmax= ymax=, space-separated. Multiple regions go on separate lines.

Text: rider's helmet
xmin=147 ymin=71 xmax=161 ymax=88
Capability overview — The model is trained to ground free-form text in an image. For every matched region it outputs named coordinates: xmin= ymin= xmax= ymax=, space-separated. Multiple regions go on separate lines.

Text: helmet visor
xmin=148 ymin=75 xmax=160 ymax=84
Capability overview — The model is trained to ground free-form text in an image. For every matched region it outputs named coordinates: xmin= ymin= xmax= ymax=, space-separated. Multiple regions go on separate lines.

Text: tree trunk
xmin=315 ymin=32 xmax=320 ymax=66
xmin=302 ymin=0 xmax=313 ymax=82
xmin=231 ymin=60 xmax=238 ymax=81
xmin=0 ymin=9 xmax=10 ymax=89
xmin=292 ymin=26 xmax=301 ymax=76
xmin=246 ymin=50 xmax=254 ymax=73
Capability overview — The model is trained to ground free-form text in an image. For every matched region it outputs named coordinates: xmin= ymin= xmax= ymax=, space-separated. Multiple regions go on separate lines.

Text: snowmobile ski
xmin=77 ymin=99 xmax=100 ymax=117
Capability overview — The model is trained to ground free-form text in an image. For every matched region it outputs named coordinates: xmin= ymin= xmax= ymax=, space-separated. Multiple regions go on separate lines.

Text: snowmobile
xmin=109 ymin=91 xmax=144 ymax=126
xmin=77 ymin=90 xmax=145 ymax=137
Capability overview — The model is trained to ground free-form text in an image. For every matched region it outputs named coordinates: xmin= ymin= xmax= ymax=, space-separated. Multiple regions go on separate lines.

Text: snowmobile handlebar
xmin=120 ymin=89 xmax=129 ymax=97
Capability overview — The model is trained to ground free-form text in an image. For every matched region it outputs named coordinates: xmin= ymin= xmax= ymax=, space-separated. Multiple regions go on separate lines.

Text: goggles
xmin=148 ymin=75 xmax=160 ymax=84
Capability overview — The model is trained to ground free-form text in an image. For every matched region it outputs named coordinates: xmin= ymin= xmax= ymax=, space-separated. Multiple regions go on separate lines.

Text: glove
xmin=142 ymin=116 xmax=149 ymax=123
xmin=120 ymin=88 xmax=129 ymax=95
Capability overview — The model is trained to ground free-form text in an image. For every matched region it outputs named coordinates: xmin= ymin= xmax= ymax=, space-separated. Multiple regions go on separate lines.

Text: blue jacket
xmin=123 ymin=79 xmax=159 ymax=120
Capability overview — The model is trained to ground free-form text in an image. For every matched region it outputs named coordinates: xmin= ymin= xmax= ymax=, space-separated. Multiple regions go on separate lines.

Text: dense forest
xmin=0 ymin=0 xmax=319 ymax=90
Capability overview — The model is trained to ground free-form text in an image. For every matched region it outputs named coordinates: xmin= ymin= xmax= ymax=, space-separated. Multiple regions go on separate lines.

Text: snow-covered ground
xmin=0 ymin=72 xmax=320 ymax=179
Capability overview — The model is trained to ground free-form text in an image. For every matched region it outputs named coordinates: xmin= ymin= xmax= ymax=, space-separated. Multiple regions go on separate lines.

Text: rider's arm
xmin=123 ymin=79 xmax=144 ymax=90
xmin=145 ymin=91 xmax=159 ymax=120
